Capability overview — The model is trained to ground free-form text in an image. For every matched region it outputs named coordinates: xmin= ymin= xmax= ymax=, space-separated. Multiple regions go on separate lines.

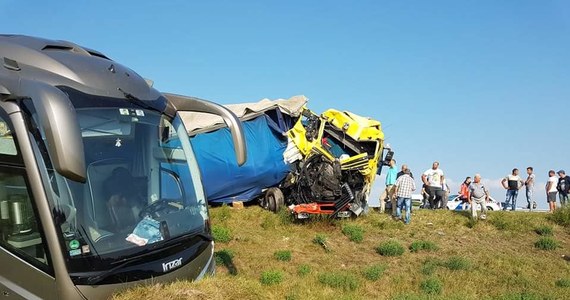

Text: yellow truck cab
xmin=281 ymin=107 xmax=388 ymax=218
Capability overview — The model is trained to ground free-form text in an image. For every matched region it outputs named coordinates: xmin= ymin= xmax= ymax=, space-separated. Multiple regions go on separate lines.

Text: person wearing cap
xmin=557 ymin=170 xmax=570 ymax=208
xmin=546 ymin=170 xmax=558 ymax=213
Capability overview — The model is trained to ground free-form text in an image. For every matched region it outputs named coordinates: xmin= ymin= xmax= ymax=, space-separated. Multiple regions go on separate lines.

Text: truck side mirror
xmin=382 ymin=150 xmax=394 ymax=166
xmin=163 ymin=93 xmax=247 ymax=166
xmin=20 ymin=80 xmax=86 ymax=182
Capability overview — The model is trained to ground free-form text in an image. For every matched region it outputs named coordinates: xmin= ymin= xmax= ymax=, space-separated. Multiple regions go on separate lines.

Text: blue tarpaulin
xmin=191 ymin=115 xmax=290 ymax=204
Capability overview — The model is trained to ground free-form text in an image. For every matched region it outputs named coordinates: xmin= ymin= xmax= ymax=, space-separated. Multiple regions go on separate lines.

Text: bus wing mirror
xmin=163 ymin=93 xmax=247 ymax=166
xmin=21 ymin=80 xmax=86 ymax=182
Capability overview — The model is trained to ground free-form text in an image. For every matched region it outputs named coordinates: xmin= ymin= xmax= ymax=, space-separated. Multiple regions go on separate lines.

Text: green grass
xmin=555 ymin=278 xmax=570 ymax=288
xmin=362 ymin=264 xmax=386 ymax=281
xmin=211 ymin=225 xmax=232 ymax=243
xmin=114 ymin=207 xmax=570 ymax=300
xmin=548 ymin=206 xmax=570 ymax=227
xmin=260 ymin=270 xmax=284 ymax=285
xmin=341 ymin=223 xmax=364 ymax=243
xmin=534 ymin=225 xmax=553 ymax=236
xmin=274 ymin=250 xmax=292 ymax=261
xmin=442 ymin=256 xmax=471 ymax=271
xmin=318 ymin=272 xmax=360 ymax=291
xmin=217 ymin=204 xmax=231 ymax=222
xmin=534 ymin=237 xmax=560 ymax=250
xmin=420 ymin=277 xmax=442 ymax=295
xmin=297 ymin=264 xmax=311 ymax=277
xmin=313 ymin=233 xmax=331 ymax=252
xmin=376 ymin=240 xmax=405 ymax=256
xmin=421 ymin=258 xmax=439 ymax=275
xmin=409 ymin=240 xmax=438 ymax=253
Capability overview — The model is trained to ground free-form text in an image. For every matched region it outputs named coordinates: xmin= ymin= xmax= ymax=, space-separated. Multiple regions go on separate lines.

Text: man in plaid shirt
xmin=394 ymin=169 xmax=416 ymax=224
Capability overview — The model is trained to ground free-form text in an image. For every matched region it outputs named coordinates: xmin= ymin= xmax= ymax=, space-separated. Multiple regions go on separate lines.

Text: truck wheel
xmin=265 ymin=187 xmax=284 ymax=213
xmin=486 ymin=206 xmax=493 ymax=211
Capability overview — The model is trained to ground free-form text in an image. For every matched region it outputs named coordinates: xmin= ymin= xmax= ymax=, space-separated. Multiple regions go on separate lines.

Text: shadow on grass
xmin=215 ymin=249 xmax=238 ymax=275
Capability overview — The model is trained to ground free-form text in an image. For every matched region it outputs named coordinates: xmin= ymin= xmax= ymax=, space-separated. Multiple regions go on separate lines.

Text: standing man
xmin=469 ymin=174 xmax=490 ymax=220
xmin=397 ymin=164 xmax=414 ymax=179
xmin=501 ymin=168 xmax=524 ymax=211
xmin=379 ymin=159 xmax=397 ymax=214
xmin=422 ymin=161 xmax=444 ymax=209
xmin=525 ymin=167 xmax=536 ymax=211
xmin=557 ymin=170 xmax=570 ymax=208
xmin=394 ymin=168 xmax=416 ymax=225
xmin=546 ymin=170 xmax=558 ymax=212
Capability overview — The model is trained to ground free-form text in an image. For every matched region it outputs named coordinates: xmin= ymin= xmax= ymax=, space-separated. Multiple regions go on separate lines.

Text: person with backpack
xmin=557 ymin=170 xmax=570 ymax=208
xmin=459 ymin=177 xmax=472 ymax=210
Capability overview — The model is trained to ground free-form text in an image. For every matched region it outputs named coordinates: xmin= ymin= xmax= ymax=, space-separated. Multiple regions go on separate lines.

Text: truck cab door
xmin=0 ymin=107 xmax=57 ymax=299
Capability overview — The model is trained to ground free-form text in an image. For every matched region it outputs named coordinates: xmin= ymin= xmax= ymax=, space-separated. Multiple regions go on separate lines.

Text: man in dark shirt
xmin=397 ymin=164 xmax=414 ymax=179
xmin=557 ymin=170 xmax=570 ymax=208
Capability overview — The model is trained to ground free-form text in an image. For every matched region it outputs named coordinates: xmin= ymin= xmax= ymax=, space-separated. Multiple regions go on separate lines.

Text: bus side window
xmin=0 ymin=120 xmax=16 ymax=156
xmin=0 ymin=114 xmax=51 ymax=273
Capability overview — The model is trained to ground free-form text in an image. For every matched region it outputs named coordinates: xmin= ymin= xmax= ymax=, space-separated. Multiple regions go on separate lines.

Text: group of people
xmin=496 ymin=167 xmax=569 ymax=213
xmin=379 ymin=162 xmax=570 ymax=224
xmin=379 ymin=160 xmax=451 ymax=224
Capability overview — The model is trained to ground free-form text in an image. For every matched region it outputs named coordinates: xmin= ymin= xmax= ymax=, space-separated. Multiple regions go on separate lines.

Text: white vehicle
xmin=446 ymin=194 xmax=502 ymax=211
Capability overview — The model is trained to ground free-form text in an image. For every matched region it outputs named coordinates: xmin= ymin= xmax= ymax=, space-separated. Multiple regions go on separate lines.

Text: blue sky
xmin=1 ymin=0 xmax=569 ymax=207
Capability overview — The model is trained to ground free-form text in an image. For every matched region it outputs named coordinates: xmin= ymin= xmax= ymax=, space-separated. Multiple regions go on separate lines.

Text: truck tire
xmin=265 ymin=187 xmax=284 ymax=213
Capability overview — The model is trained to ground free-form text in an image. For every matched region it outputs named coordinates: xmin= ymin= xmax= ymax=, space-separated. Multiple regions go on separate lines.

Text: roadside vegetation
xmin=114 ymin=207 xmax=570 ymax=299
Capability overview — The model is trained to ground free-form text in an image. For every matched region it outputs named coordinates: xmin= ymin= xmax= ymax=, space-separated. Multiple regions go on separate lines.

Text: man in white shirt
xmin=421 ymin=161 xmax=444 ymax=209
xmin=546 ymin=170 xmax=558 ymax=213
xmin=501 ymin=168 xmax=524 ymax=211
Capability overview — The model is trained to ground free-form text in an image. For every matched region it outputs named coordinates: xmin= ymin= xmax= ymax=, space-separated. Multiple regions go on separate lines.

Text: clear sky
xmin=1 ymin=0 xmax=569 ymax=207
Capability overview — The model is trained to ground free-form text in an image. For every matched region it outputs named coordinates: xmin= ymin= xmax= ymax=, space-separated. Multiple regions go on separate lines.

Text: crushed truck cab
xmin=275 ymin=107 xmax=388 ymax=218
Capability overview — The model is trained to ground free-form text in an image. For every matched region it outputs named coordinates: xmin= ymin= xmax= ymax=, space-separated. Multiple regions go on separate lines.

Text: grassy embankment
xmin=114 ymin=206 xmax=570 ymax=300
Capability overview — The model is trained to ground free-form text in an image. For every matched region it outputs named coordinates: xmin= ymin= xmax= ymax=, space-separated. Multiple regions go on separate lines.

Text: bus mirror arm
xmin=163 ymin=93 xmax=247 ymax=166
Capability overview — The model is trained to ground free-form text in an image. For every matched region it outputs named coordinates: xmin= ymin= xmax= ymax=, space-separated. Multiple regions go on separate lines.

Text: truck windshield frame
xmin=21 ymin=87 xmax=211 ymax=284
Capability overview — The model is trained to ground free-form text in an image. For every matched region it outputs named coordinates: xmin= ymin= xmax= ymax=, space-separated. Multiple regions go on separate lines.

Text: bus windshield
xmin=23 ymin=88 xmax=210 ymax=281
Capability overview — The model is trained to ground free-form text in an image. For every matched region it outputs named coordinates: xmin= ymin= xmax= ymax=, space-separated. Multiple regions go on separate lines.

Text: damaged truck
xmin=185 ymin=98 xmax=392 ymax=218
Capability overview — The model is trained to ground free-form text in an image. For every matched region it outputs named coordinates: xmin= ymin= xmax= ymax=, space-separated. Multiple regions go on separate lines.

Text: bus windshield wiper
xmin=117 ymin=87 xmax=161 ymax=113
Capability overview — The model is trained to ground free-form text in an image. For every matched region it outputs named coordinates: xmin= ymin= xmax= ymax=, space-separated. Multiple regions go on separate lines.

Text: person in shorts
xmin=546 ymin=170 xmax=558 ymax=212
